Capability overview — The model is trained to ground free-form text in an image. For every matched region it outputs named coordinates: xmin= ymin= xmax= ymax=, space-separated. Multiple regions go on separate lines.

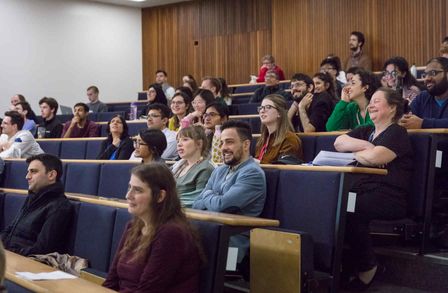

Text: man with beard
xmin=61 ymin=103 xmax=99 ymax=138
xmin=345 ymin=31 xmax=372 ymax=71
xmin=192 ymin=120 xmax=266 ymax=267
xmin=400 ymin=57 xmax=448 ymax=129
xmin=287 ymin=73 xmax=335 ymax=132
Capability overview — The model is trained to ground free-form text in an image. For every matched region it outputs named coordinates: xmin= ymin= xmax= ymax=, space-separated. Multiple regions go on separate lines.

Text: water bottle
xmin=410 ymin=64 xmax=417 ymax=78
xmin=211 ymin=125 xmax=223 ymax=164
xmin=129 ymin=102 xmax=137 ymax=120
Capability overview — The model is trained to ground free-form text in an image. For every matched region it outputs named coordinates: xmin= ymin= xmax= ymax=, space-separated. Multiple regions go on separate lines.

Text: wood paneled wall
xmin=142 ymin=0 xmax=448 ymax=88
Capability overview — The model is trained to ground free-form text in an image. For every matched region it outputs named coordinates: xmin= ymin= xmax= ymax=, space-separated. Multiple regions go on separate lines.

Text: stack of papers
xmin=15 ymin=271 xmax=77 ymax=281
xmin=312 ymin=151 xmax=356 ymax=166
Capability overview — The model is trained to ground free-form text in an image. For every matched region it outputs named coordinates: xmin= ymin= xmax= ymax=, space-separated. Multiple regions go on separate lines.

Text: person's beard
xmin=428 ymin=75 xmax=448 ymax=97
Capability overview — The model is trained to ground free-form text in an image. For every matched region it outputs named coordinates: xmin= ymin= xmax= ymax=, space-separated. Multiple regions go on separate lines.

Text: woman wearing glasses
xmin=140 ymin=83 xmax=168 ymax=118
xmin=133 ymin=129 xmax=167 ymax=164
xmin=326 ymin=68 xmax=380 ymax=131
xmin=97 ymin=115 xmax=134 ymax=160
xmin=171 ymin=126 xmax=215 ymax=207
xmin=181 ymin=89 xmax=215 ymax=127
xmin=103 ymin=164 xmax=202 ymax=292
xmin=381 ymin=56 xmax=421 ymax=105
xmin=255 ymin=94 xmax=302 ymax=164
xmin=169 ymin=92 xmax=192 ymax=131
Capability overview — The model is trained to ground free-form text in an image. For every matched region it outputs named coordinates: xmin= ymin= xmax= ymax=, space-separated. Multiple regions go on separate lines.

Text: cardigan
xmin=255 ymin=131 xmax=303 ymax=164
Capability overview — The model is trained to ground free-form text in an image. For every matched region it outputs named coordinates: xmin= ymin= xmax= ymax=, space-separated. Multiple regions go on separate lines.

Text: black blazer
xmin=97 ymin=136 xmax=134 ymax=160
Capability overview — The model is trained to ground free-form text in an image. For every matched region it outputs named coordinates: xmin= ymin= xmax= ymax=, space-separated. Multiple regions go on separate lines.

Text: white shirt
xmin=0 ymin=130 xmax=44 ymax=159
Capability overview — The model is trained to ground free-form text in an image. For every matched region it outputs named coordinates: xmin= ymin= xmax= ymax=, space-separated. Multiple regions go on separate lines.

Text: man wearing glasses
xmin=129 ymin=103 xmax=177 ymax=161
xmin=400 ymin=57 xmax=448 ymax=129
xmin=249 ymin=70 xmax=291 ymax=103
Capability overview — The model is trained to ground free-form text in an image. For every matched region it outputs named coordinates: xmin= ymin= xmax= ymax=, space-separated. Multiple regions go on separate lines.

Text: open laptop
xmin=59 ymin=105 xmax=73 ymax=115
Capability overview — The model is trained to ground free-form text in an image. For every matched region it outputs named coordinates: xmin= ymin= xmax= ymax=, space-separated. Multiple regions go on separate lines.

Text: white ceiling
xmin=83 ymin=0 xmax=191 ymax=8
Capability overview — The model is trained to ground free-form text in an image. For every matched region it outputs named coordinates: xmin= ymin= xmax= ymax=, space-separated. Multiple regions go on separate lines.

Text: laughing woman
xmin=103 ymin=164 xmax=203 ymax=293
xmin=334 ymin=88 xmax=412 ymax=290
xmin=171 ymin=126 xmax=215 ymax=207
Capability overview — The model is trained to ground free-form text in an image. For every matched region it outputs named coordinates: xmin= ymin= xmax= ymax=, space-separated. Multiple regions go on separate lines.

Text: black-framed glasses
xmin=132 ymin=139 xmax=148 ymax=147
xmin=146 ymin=113 xmax=161 ymax=119
xmin=421 ymin=70 xmax=445 ymax=79
xmin=203 ymin=112 xmax=220 ymax=119
xmin=383 ymin=70 xmax=398 ymax=78
xmin=257 ymin=105 xmax=278 ymax=113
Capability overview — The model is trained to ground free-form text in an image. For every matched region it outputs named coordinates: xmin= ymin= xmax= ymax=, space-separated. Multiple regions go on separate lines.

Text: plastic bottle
xmin=410 ymin=64 xmax=417 ymax=78
xmin=129 ymin=102 xmax=137 ymax=120
xmin=211 ymin=125 xmax=223 ymax=164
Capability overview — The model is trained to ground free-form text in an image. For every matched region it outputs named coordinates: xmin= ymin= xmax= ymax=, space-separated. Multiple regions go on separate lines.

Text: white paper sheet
xmin=16 ymin=271 xmax=77 ymax=281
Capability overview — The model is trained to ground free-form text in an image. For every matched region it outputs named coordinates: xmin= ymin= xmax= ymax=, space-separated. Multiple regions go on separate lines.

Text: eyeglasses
xmin=382 ymin=70 xmax=398 ymax=78
xmin=133 ymin=139 xmax=148 ymax=147
xmin=203 ymin=112 xmax=220 ymax=119
xmin=147 ymin=113 xmax=161 ymax=119
xmin=257 ymin=105 xmax=278 ymax=112
xmin=192 ymin=100 xmax=205 ymax=106
xmin=171 ymin=101 xmax=185 ymax=106
xmin=291 ymin=82 xmax=307 ymax=88
xmin=421 ymin=70 xmax=445 ymax=79
xmin=320 ymin=67 xmax=336 ymax=73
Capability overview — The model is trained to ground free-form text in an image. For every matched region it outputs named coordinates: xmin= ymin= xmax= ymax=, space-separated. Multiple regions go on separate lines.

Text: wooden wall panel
xmin=142 ymin=0 xmax=448 ymax=89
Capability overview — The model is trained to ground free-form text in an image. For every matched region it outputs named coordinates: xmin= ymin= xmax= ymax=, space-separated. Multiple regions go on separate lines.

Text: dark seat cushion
xmin=65 ymin=163 xmax=101 ymax=195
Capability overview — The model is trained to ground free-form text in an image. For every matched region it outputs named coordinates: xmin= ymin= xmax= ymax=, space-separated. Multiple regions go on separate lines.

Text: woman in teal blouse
xmin=171 ymin=125 xmax=215 ymax=207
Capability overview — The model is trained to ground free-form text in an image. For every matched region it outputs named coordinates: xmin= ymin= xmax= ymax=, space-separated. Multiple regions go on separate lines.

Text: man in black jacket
xmin=1 ymin=154 xmax=73 ymax=256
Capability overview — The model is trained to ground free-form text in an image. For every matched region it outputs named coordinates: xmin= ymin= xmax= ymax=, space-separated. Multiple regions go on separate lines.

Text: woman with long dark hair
xmin=140 ymin=83 xmax=167 ymax=118
xmin=97 ymin=115 xmax=133 ymax=160
xmin=103 ymin=163 xmax=203 ymax=292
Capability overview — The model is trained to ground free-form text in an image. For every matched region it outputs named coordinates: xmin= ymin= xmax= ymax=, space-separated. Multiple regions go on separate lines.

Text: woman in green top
xmin=171 ymin=125 xmax=215 ymax=207
xmin=326 ymin=68 xmax=380 ymax=131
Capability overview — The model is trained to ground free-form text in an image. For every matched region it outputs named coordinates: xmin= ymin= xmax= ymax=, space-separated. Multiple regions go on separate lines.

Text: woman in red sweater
xmin=103 ymin=163 xmax=203 ymax=293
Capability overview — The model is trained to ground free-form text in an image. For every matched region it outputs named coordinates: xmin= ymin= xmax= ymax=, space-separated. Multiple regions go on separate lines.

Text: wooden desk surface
xmin=0 ymin=188 xmax=279 ymax=227
xmin=260 ymin=164 xmax=387 ymax=175
xmin=5 ymin=250 xmax=116 ymax=293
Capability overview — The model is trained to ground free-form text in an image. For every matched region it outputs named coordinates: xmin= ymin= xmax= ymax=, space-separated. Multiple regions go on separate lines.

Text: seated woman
xmin=140 ymin=83 xmax=167 ymax=118
xmin=103 ymin=163 xmax=203 ymax=292
xmin=326 ymin=68 xmax=380 ymax=131
xmin=381 ymin=56 xmax=421 ymax=105
xmin=181 ymin=89 xmax=215 ymax=127
xmin=313 ymin=72 xmax=338 ymax=102
xmin=334 ymin=88 xmax=412 ymax=290
xmin=182 ymin=75 xmax=199 ymax=92
xmin=168 ymin=92 xmax=192 ymax=131
xmin=255 ymin=94 xmax=303 ymax=164
xmin=97 ymin=115 xmax=134 ymax=160
xmin=132 ymin=129 xmax=167 ymax=164
xmin=171 ymin=126 xmax=215 ymax=207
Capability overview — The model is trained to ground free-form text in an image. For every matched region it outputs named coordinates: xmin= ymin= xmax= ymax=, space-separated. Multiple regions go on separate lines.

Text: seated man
xmin=86 ymin=85 xmax=108 ymax=113
xmin=129 ymin=103 xmax=177 ymax=161
xmin=38 ymin=97 xmax=63 ymax=138
xmin=62 ymin=103 xmax=99 ymax=138
xmin=15 ymin=101 xmax=37 ymax=135
xmin=0 ymin=154 xmax=74 ymax=256
xmin=0 ymin=111 xmax=43 ymax=159
xmin=249 ymin=70 xmax=290 ymax=103
xmin=400 ymin=57 xmax=448 ymax=129
xmin=193 ymin=120 xmax=266 ymax=262
xmin=287 ymin=73 xmax=335 ymax=132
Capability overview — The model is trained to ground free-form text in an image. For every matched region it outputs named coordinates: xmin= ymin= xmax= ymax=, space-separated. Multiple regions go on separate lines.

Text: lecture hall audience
xmin=256 ymin=94 xmax=302 ymax=164
xmin=171 ymin=126 xmax=215 ymax=207
xmin=312 ymin=72 xmax=338 ymax=102
xmin=86 ymin=85 xmax=108 ymax=113
xmin=334 ymin=88 xmax=412 ymax=290
xmin=249 ymin=70 xmax=290 ymax=103
xmin=97 ymin=114 xmax=134 ymax=160
xmin=181 ymin=89 xmax=215 ymax=127
xmin=103 ymin=163 xmax=202 ymax=293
